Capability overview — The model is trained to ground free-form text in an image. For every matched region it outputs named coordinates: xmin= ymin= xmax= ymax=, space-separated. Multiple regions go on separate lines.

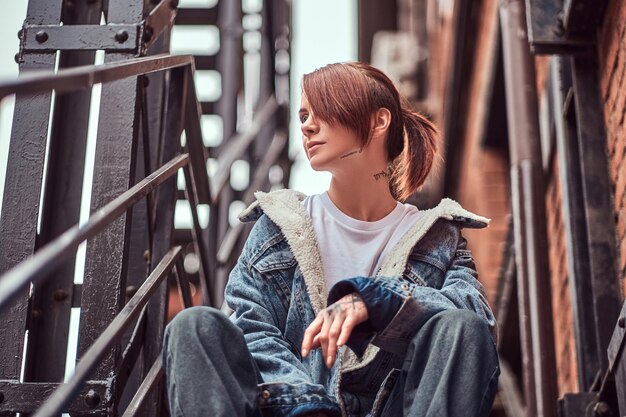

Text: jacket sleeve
xmin=225 ymin=231 xmax=341 ymax=417
xmin=328 ymin=229 xmax=496 ymax=357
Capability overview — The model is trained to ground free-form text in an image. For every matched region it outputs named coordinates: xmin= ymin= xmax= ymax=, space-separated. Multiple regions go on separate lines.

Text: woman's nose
xmin=301 ymin=117 xmax=319 ymax=137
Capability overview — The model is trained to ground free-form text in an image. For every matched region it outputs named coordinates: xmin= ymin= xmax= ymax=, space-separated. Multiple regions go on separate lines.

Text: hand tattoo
xmin=325 ymin=293 xmax=363 ymax=315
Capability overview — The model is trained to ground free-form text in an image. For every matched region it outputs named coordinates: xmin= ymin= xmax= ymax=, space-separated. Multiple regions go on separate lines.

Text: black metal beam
xmin=0 ymin=0 xmax=62 ymax=384
xmin=570 ymin=52 xmax=622 ymax=383
xmin=174 ymin=7 xmax=218 ymax=25
xmin=524 ymin=0 xmax=594 ymax=54
xmin=25 ymin=0 xmax=103 ymax=386
xmin=0 ymin=381 xmax=109 ymax=414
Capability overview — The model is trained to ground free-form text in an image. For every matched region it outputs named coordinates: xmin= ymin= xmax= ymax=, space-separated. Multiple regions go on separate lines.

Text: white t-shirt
xmin=302 ymin=191 xmax=424 ymax=290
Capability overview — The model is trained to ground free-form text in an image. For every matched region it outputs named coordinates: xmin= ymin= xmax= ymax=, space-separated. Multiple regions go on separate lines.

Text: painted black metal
xmin=558 ymin=393 xmax=598 ymax=417
xmin=0 ymin=381 xmax=109 ymax=414
xmin=570 ymin=52 xmax=623 ymax=390
xmin=562 ymin=0 xmax=606 ymax=37
xmin=22 ymin=0 xmax=177 ymax=55
xmin=174 ymin=7 xmax=218 ymax=25
xmin=25 ymin=0 xmax=103 ymax=385
xmin=216 ymin=132 xmax=287 ymax=266
xmin=75 ymin=0 xmax=146 ymax=388
xmin=174 ymin=261 xmax=194 ymax=309
xmin=183 ymin=165 xmax=213 ymax=306
xmin=31 ymin=247 xmax=182 ymax=417
xmin=120 ymin=357 xmax=163 ymax=417
xmin=500 ymin=1 xmax=559 ymax=415
xmin=0 ymin=54 xmax=193 ymax=100
xmin=183 ymin=66 xmax=211 ymax=204
xmin=0 ymin=0 xmax=62 ymax=385
xmin=22 ymin=24 xmax=140 ymax=52
xmin=524 ymin=0 xmax=594 ymax=54
xmin=0 ymin=154 xmax=188 ymax=310
xmin=549 ymin=55 xmax=610 ymax=391
xmin=608 ymin=302 xmax=626 ymax=412
xmin=211 ymin=96 xmax=279 ymax=204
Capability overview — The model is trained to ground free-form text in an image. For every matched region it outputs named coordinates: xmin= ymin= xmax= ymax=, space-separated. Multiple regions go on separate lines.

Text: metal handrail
xmin=0 ymin=153 xmax=188 ymax=309
xmin=210 ymin=95 xmax=279 ymax=204
xmin=0 ymin=54 xmax=193 ymax=100
xmin=32 ymin=246 xmax=183 ymax=417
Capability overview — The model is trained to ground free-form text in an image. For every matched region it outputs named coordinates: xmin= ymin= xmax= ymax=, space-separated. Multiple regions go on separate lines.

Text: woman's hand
xmin=301 ymin=292 xmax=369 ymax=368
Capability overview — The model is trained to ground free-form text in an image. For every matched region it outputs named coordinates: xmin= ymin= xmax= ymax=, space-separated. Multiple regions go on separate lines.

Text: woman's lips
xmin=307 ymin=141 xmax=324 ymax=154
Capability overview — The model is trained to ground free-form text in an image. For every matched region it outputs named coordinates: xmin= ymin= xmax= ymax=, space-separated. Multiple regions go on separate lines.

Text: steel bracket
xmin=18 ymin=0 xmax=177 ymax=58
xmin=0 ymin=380 xmax=111 ymax=414
xmin=524 ymin=0 xmax=597 ymax=54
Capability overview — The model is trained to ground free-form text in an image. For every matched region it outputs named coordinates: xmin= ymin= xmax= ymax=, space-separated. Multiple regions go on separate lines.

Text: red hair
xmin=302 ymin=62 xmax=439 ymax=202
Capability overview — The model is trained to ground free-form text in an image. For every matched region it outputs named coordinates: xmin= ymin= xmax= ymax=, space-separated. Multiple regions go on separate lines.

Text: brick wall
xmin=449 ymin=0 xmax=510 ymax=305
xmin=598 ymin=0 xmax=626 ymax=289
xmin=545 ymin=154 xmax=579 ymax=396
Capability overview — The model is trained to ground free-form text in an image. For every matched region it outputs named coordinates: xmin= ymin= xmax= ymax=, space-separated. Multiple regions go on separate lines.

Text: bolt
xmin=31 ymin=309 xmax=43 ymax=319
xmin=17 ymin=29 xmax=23 ymax=39
xmin=143 ymin=26 xmax=154 ymax=43
xmin=35 ymin=31 xmax=48 ymax=43
xmin=126 ymin=285 xmax=138 ymax=299
xmin=53 ymin=289 xmax=69 ymax=302
xmin=84 ymin=390 xmax=100 ymax=408
xmin=14 ymin=53 xmax=20 ymax=64
xmin=619 ymin=316 xmax=625 ymax=328
xmin=143 ymin=249 xmax=151 ymax=261
xmin=170 ymin=0 xmax=179 ymax=8
xmin=593 ymin=401 xmax=612 ymax=416
xmin=115 ymin=30 xmax=129 ymax=44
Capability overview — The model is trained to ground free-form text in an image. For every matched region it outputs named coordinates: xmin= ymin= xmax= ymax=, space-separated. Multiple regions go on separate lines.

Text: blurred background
xmin=0 ymin=1 xmax=625 ymax=416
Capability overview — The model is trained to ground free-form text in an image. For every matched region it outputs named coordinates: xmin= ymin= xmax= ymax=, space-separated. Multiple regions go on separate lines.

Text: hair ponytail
xmin=389 ymin=106 xmax=439 ymax=202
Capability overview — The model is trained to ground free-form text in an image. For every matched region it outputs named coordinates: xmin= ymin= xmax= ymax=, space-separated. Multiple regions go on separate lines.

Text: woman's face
xmin=299 ymin=95 xmax=363 ymax=172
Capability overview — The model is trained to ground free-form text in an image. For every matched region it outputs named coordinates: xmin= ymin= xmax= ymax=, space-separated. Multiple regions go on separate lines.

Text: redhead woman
xmin=163 ymin=62 xmax=499 ymax=417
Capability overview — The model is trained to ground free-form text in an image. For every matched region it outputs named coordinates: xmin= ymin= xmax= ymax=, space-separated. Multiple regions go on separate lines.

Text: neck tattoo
xmin=340 ymin=148 xmax=363 ymax=159
xmin=373 ymin=170 xmax=390 ymax=181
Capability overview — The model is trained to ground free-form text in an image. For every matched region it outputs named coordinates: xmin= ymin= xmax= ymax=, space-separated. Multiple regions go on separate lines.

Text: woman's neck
xmin=327 ymin=173 xmax=398 ymax=222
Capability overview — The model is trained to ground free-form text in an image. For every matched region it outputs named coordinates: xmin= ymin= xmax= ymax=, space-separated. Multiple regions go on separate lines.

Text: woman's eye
xmin=300 ymin=114 xmax=308 ymax=123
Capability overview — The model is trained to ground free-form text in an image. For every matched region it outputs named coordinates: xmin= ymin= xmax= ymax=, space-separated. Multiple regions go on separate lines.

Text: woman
xmin=163 ymin=62 xmax=499 ymax=417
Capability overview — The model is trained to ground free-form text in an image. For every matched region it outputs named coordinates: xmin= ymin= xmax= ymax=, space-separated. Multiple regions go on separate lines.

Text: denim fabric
xmin=163 ymin=190 xmax=499 ymax=416
xmin=163 ymin=307 xmax=499 ymax=417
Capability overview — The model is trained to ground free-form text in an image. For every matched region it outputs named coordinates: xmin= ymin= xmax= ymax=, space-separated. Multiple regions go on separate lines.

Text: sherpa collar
xmin=238 ymin=188 xmax=490 ymax=315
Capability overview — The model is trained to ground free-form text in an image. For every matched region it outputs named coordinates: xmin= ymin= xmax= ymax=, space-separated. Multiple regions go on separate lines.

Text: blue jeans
xmin=162 ymin=307 xmax=499 ymax=417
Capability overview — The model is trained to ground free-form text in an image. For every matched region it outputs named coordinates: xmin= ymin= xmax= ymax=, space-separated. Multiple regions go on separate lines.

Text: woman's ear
xmin=371 ymin=108 xmax=392 ymax=139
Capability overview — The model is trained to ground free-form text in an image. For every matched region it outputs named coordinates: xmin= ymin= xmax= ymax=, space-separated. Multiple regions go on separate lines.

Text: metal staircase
xmin=0 ymin=0 xmax=291 ymax=415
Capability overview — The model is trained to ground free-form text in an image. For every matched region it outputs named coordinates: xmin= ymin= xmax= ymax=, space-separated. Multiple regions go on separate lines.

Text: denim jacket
xmin=224 ymin=189 xmax=496 ymax=417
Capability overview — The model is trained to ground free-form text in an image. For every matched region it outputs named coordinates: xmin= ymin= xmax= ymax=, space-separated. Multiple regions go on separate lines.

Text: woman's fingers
xmin=325 ymin=313 xmax=344 ymax=367
xmin=337 ymin=315 xmax=356 ymax=347
xmin=319 ymin=310 xmax=334 ymax=366
xmin=302 ymin=315 xmax=324 ymax=357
